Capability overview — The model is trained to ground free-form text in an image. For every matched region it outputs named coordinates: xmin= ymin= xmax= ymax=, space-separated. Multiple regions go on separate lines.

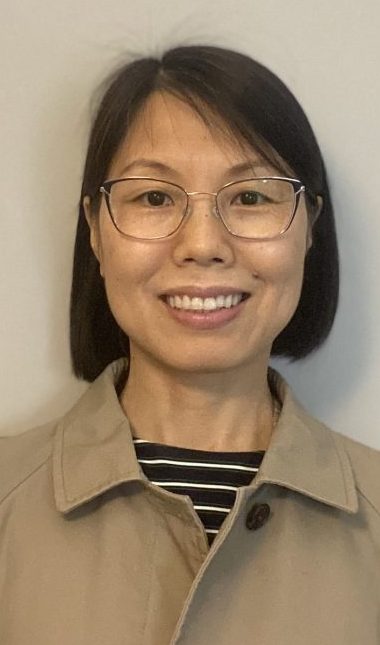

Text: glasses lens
xmin=108 ymin=179 xmax=186 ymax=238
xmin=218 ymin=178 xmax=295 ymax=238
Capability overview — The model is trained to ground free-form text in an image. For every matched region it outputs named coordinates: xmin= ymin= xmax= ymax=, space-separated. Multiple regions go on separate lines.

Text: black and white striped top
xmin=133 ymin=437 xmax=265 ymax=546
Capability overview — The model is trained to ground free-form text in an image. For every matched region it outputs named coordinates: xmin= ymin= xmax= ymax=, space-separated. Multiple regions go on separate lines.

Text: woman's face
xmin=85 ymin=91 xmax=312 ymax=374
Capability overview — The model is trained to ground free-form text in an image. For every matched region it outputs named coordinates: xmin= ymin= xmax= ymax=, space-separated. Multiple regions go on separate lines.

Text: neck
xmin=120 ymin=348 xmax=276 ymax=452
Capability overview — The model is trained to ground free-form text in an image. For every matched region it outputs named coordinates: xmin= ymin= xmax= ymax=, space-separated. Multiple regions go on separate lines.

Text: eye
xmin=143 ymin=191 xmax=173 ymax=207
xmin=234 ymin=191 xmax=268 ymax=206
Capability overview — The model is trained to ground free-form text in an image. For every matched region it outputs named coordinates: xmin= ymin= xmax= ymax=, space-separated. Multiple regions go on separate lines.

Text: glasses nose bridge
xmin=185 ymin=189 xmax=219 ymax=217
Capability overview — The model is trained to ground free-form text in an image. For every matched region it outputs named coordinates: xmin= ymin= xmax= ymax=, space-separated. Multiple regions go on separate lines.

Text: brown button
xmin=245 ymin=503 xmax=270 ymax=530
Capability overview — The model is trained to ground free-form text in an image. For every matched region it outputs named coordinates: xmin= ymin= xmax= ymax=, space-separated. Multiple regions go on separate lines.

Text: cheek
xmin=102 ymin=246 xmax=143 ymax=299
xmin=257 ymin=236 xmax=307 ymax=328
xmin=98 ymin=227 xmax=163 ymax=321
xmin=278 ymin=253 xmax=305 ymax=311
xmin=101 ymin=249 xmax=147 ymax=336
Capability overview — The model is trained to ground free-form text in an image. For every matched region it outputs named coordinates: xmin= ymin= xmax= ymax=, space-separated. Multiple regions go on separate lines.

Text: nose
xmin=171 ymin=190 xmax=235 ymax=266
xmin=182 ymin=191 xmax=223 ymax=230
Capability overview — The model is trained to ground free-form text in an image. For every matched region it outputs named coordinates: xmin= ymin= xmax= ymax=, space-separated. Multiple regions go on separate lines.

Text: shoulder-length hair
xmin=70 ymin=45 xmax=339 ymax=382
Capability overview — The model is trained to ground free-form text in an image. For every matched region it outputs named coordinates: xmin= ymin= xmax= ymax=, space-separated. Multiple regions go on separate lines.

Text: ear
xmin=83 ymin=196 xmax=104 ymax=276
xmin=306 ymin=195 xmax=323 ymax=252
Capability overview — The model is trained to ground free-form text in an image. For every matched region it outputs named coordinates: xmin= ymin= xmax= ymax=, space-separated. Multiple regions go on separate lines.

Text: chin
xmin=153 ymin=344 xmax=268 ymax=374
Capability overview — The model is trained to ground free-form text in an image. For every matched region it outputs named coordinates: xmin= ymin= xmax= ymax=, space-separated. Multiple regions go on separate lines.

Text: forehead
xmin=110 ymin=91 xmax=279 ymax=175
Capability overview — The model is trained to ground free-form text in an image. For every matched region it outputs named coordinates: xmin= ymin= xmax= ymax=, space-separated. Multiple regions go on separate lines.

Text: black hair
xmin=70 ymin=45 xmax=339 ymax=382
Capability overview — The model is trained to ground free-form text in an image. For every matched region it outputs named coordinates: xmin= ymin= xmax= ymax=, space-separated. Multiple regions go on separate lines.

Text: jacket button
xmin=245 ymin=503 xmax=270 ymax=530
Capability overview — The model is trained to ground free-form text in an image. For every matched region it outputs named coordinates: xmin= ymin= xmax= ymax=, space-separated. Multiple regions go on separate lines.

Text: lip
xmin=160 ymin=286 xmax=251 ymax=299
xmin=161 ymin=293 xmax=250 ymax=330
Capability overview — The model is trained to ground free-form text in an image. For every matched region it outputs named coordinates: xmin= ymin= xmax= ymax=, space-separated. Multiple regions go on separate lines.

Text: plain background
xmin=1 ymin=0 xmax=379 ymax=449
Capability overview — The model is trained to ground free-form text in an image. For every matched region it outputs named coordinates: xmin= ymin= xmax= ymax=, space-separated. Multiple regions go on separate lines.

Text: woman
xmin=1 ymin=45 xmax=379 ymax=644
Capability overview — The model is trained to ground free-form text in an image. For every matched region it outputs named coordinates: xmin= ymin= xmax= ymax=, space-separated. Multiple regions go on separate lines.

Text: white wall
xmin=1 ymin=0 xmax=380 ymax=449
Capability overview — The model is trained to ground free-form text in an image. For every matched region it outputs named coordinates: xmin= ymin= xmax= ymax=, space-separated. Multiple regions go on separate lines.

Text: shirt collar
xmin=53 ymin=359 xmax=358 ymax=515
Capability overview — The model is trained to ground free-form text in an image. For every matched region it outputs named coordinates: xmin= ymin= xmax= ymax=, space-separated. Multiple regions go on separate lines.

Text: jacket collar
xmin=53 ymin=359 xmax=358 ymax=515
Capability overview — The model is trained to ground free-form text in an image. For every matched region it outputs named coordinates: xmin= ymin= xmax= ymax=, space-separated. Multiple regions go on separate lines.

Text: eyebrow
xmin=117 ymin=158 xmax=271 ymax=181
xmin=224 ymin=161 xmax=271 ymax=177
xmin=118 ymin=160 xmax=179 ymax=178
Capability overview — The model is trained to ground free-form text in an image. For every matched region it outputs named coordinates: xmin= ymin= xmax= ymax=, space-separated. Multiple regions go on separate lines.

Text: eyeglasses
xmin=99 ymin=176 xmax=306 ymax=240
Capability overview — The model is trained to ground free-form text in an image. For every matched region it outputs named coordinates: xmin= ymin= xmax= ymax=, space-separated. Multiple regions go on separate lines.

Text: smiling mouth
xmin=161 ymin=292 xmax=251 ymax=311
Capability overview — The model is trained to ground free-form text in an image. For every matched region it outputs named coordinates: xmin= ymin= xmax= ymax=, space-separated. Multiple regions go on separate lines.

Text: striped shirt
xmin=133 ymin=437 xmax=265 ymax=546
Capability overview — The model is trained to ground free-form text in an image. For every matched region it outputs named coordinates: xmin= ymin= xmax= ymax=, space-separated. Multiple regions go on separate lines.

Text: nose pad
xmin=181 ymin=206 xmax=223 ymax=240
xmin=207 ymin=204 xmax=220 ymax=220
xmin=184 ymin=192 xmax=221 ymax=224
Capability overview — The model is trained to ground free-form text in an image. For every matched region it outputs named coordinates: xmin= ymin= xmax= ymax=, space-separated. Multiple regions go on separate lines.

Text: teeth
xmin=167 ymin=293 xmax=244 ymax=311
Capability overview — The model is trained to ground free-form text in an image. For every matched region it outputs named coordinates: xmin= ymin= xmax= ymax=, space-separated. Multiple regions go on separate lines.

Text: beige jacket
xmin=1 ymin=359 xmax=379 ymax=644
